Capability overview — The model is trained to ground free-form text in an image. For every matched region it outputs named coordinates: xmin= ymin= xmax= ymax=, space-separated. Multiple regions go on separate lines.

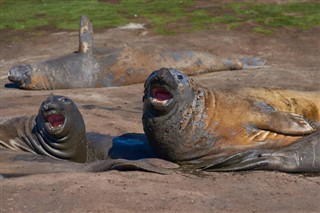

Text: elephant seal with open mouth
xmin=8 ymin=16 xmax=265 ymax=90
xmin=0 ymin=96 xmax=174 ymax=177
xmin=0 ymin=95 xmax=87 ymax=163
xmin=142 ymin=68 xmax=320 ymax=172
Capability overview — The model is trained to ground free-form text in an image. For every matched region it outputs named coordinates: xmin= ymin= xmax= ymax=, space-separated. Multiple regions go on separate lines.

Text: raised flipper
xmin=0 ymin=149 xmax=175 ymax=178
xmin=195 ymin=131 xmax=320 ymax=173
xmin=79 ymin=15 xmax=94 ymax=54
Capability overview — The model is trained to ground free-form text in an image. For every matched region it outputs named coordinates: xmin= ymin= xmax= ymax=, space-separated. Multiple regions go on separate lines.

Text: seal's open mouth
xmin=150 ymin=86 xmax=173 ymax=106
xmin=152 ymin=87 xmax=172 ymax=101
xmin=45 ymin=113 xmax=66 ymax=132
xmin=47 ymin=114 xmax=65 ymax=128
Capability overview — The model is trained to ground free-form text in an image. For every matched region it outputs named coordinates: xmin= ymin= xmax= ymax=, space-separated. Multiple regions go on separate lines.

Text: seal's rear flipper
xmin=193 ymin=150 xmax=272 ymax=172
xmin=85 ymin=158 xmax=177 ymax=175
xmin=79 ymin=15 xmax=94 ymax=54
xmin=194 ymin=131 xmax=320 ymax=173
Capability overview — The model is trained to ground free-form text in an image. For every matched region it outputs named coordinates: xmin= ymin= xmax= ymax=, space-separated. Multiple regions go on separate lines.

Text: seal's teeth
xmin=150 ymin=97 xmax=173 ymax=107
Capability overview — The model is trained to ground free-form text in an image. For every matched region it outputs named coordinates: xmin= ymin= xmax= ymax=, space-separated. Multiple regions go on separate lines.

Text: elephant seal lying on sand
xmin=8 ymin=16 xmax=265 ymax=90
xmin=142 ymin=68 xmax=320 ymax=172
xmin=0 ymin=95 xmax=87 ymax=163
xmin=0 ymin=96 xmax=175 ymax=177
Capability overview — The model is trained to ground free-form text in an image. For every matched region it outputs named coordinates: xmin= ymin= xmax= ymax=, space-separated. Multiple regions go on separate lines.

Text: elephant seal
xmin=8 ymin=16 xmax=265 ymax=90
xmin=0 ymin=95 xmax=88 ymax=162
xmin=0 ymin=96 xmax=175 ymax=177
xmin=142 ymin=68 xmax=320 ymax=172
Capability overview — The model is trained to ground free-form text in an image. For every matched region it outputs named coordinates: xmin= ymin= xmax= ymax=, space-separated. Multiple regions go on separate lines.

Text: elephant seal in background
xmin=0 ymin=96 xmax=175 ymax=177
xmin=0 ymin=95 xmax=87 ymax=163
xmin=142 ymin=68 xmax=320 ymax=172
xmin=8 ymin=16 xmax=265 ymax=90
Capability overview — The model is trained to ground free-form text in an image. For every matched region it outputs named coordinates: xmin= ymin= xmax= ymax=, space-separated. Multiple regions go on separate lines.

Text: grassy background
xmin=0 ymin=0 xmax=319 ymax=35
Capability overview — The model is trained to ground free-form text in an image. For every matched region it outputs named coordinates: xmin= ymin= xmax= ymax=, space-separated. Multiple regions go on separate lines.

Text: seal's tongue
xmin=47 ymin=114 xmax=65 ymax=127
xmin=152 ymin=87 xmax=172 ymax=101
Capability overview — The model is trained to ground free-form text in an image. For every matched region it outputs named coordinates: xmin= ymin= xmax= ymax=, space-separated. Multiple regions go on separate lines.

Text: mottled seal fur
xmin=8 ymin=16 xmax=265 ymax=90
xmin=142 ymin=68 xmax=320 ymax=172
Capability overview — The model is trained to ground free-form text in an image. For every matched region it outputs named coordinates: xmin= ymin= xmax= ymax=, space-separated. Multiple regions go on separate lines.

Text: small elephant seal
xmin=8 ymin=16 xmax=265 ymax=90
xmin=142 ymin=68 xmax=320 ymax=172
xmin=0 ymin=95 xmax=88 ymax=163
xmin=0 ymin=96 xmax=175 ymax=177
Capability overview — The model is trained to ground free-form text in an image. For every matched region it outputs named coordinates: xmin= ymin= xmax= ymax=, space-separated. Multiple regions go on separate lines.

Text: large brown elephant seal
xmin=142 ymin=68 xmax=320 ymax=172
xmin=7 ymin=16 xmax=265 ymax=90
xmin=0 ymin=96 xmax=175 ymax=177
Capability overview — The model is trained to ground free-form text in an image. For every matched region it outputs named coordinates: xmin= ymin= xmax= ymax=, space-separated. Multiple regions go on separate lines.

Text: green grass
xmin=0 ymin=0 xmax=195 ymax=32
xmin=0 ymin=0 xmax=319 ymax=35
xmin=226 ymin=2 xmax=320 ymax=30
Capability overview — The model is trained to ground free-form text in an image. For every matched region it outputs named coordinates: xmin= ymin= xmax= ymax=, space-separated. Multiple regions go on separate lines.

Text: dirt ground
xmin=0 ymin=15 xmax=320 ymax=213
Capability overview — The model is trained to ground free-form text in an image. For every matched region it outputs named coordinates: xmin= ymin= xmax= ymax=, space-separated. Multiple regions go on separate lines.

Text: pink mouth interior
xmin=47 ymin=114 xmax=65 ymax=127
xmin=152 ymin=87 xmax=173 ymax=101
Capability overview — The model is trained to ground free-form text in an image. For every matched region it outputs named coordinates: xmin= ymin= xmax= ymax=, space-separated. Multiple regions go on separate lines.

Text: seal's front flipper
xmin=79 ymin=15 xmax=94 ymax=54
xmin=195 ymin=131 xmax=320 ymax=173
xmin=262 ymin=112 xmax=316 ymax=135
xmin=253 ymin=102 xmax=316 ymax=135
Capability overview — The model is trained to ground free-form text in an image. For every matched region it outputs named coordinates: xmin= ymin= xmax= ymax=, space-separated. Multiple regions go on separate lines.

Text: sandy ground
xmin=0 ymin=14 xmax=320 ymax=213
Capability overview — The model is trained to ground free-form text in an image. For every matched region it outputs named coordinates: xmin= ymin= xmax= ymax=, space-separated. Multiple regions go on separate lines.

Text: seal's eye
xmin=59 ymin=97 xmax=70 ymax=103
xmin=177 ymin=75 xmax=183 ymax=80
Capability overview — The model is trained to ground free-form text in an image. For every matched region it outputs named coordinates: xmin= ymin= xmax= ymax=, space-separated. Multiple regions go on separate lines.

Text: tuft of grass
xmin=253 ymin=26 xmax=274 ymax=34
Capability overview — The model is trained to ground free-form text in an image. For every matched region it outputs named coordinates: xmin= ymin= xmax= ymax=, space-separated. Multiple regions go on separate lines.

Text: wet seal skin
xmin=142 ymin=68 xmax=320 ymax=172
xmin=0 ymin=96 xmax=175 ymax=177
xmin=8 ymin=16 xmax=266 ymax=90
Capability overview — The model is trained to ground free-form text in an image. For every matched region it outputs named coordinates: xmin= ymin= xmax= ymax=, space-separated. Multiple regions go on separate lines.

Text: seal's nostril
xmin=43 ymin=104 xmax=49 ymax=110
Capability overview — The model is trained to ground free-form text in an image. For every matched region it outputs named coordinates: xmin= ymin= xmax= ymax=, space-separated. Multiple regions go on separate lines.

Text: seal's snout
xmin=151 ymin=68 xmax=189 ymax=86
xmin=147 ymin=68 xmax=186 ymax=88
xmin=152 ymin=68 xmax=175 ymax=81
xmin=8 ymin=64 xmax=32 ymax=82
xmin=43 ymin=96 xmax=70 ymax=111
xmin=42 ymin=101 xmax=57 ymax=112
